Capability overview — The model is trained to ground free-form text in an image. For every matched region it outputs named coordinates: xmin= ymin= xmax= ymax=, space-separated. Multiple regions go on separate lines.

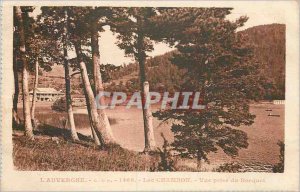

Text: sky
xmin=31 ymin=6 xmax=285 ymax=66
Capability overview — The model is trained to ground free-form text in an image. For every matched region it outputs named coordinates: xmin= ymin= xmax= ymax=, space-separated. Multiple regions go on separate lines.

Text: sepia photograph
xmin=11 ymin=5 xmax=286 ymax=172
xmin=1 ymin=1 xmax=299 ymax=191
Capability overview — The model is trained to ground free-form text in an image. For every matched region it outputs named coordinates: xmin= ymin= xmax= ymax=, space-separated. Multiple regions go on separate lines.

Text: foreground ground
xmin=14 ymin=102 xmax=284 ymax=171
xmin=13 ymin=134 xmax=157 ymax=171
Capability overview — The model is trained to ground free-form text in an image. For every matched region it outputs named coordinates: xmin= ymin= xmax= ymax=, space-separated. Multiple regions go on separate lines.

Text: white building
xmin=29 ymin=88 xmax=64 ymax=102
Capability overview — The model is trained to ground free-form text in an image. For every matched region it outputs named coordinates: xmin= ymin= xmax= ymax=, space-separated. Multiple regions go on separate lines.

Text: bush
xmin=214 ymin=162 xmax=243 ymax=172
xmin=151 ymin=133 xmax=176 ymax=171
xmin=272 ymin=140 xmax=284 ymax=173
xmin=51 ymin=97 xmax=67 ymax=112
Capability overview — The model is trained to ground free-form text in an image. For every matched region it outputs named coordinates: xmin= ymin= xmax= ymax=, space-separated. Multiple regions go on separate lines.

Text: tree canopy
xmin=153 ymin=8 xmax=263 ymax=165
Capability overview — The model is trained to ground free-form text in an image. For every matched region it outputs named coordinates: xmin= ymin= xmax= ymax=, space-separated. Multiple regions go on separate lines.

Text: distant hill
xmin=109 ymin=24 xmax=286 ymax=99
xmin=27 ymin=64 xmax=83 ymax=95
xmin=240 ymin=24 xmax=285 ymax=77
xmin=239 ymin=24 xmax=285 ymax=99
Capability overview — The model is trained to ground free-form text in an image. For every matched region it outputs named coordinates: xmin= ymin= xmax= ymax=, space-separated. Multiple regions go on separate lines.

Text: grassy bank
xmin=13 ymin=134 xmax=154 ymax=171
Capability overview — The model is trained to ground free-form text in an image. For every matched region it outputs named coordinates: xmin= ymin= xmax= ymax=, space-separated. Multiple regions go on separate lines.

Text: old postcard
xmin=0 ymin=0 xmax=299 ymax=191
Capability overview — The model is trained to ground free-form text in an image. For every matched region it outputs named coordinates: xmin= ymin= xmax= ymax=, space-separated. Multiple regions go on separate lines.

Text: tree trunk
xmin=137 ymin=17 xmax=156 ymax=152
xmin=63 ymin=10 xmax=79 ymax=142
xmin=63 ymin=55 xmax=79 ymax=141
xmin=74 ymin=40 xmax=115 ymax=147
xmin=90 ymin=19 xmax=115 ymax=142
xmin=30 ymin=58 xmax=38 ymax=129
xmin=90 ymin=119 xmax=101 ymax=145
xmin=197 ymin=149 xmax=203 ymax=171
xmin=15 ymin=6 xmax=34 ymax=140
xmin=13 ymin=49 xmax=20 ymax=127
xmin=142 ymin=81 xmax=156 ymax=151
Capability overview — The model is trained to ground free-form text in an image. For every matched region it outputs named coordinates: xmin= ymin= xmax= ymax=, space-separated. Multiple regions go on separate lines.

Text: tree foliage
xmin=153 ymin=8 xmax=263 ymax=163
xmin=111 ymin=8 xmax=158 ymax=60
xmin=13 ymin=7 xmax=55 ymax=73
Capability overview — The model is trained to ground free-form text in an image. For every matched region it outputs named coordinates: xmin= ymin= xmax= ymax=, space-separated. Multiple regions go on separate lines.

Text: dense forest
xmin=241 ymin=24 xmax=285 ymax=99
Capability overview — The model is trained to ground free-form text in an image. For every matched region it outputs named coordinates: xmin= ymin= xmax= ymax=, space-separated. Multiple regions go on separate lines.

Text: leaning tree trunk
xmin=137 ymin=17 xmax=156 ymax=152
xmin=74 ymin=40 xmax=115 ymax=147
xmin=13 ymin=49 xmax=20 ymax=127
xmin=63 ymin=10 xmax=79 ymax=142
xmin=15 ymin=6 xmax=34 ymax=140
xmin=90 ymin=20 xmax=115 ymax=142
xmin=30 ymin=57 xmax=38 ymax=129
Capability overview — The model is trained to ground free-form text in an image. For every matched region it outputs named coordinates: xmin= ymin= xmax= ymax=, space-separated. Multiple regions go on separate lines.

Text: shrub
xmin=151 ymin=133 xmax=176 ymax=171
xmin=51 ymin=97 xmax=67 ymax=112
xmin=214 ymin=162 xmax=243 ymax=173
xmin=272 ymin=140 xmax=284 ymax=173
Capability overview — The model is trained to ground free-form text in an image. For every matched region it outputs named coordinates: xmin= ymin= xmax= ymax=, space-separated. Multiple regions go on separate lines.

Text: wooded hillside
xmin=108 ymin=24 xmax=285 ymax=99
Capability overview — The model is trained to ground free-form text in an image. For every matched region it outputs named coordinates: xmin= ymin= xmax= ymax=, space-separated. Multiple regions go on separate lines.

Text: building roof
xmin=30 ymin=88 xmax=63 ymax=94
